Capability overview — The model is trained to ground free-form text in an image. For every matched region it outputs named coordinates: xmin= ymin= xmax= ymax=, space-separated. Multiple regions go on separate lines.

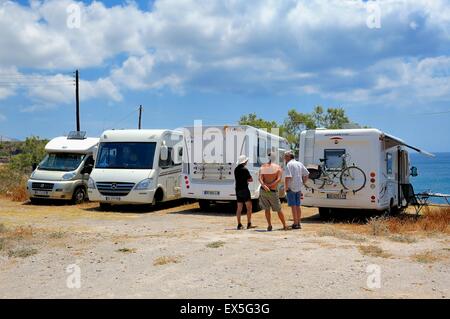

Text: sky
xmin=0 ymin=0 xmax=449 ymax=152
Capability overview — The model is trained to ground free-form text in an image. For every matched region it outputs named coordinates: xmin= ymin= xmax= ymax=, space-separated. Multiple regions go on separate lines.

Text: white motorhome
xmin=27 ymin=132 xmax=99 ymax=204
xmin=87 ymin=129 xmax=183 ymax=208
xmin=181 ymin=125 xmax=290 ymax=210
xmin=299 ymin=128 xmax=433 ymax=219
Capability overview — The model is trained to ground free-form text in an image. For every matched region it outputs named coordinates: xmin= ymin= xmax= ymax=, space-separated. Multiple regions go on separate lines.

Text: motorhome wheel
xmin=72 ymin=187 xmax=86 ymax=204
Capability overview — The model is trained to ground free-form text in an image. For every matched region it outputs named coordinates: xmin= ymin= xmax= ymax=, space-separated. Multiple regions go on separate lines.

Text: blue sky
xmin=0 ymin=0 xmax=449 ymax=152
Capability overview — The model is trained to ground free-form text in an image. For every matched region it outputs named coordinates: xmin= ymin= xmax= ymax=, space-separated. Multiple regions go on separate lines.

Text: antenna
xmin=138 ymin=105 xmax=143 ymax=129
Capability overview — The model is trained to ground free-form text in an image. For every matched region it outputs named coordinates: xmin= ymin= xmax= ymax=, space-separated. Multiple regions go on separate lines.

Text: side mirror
xmin=410 ymin=166 xmax=418 ymax=177
xmin=160 ymin=145 xmax=169 ymax=162
xmin=32 ymin=163 xmax=37 ymax=171
xmin=82 ymin=163 xmax=94 ymax=175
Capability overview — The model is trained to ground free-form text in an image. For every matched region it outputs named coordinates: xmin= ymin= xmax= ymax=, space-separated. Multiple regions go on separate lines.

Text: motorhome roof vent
xmin=67 ymin=131 xmax=87 ymax=140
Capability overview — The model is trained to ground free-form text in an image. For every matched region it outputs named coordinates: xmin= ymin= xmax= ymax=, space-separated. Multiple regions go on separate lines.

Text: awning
xmin=382 ymin=134 xmax=435 ymax=157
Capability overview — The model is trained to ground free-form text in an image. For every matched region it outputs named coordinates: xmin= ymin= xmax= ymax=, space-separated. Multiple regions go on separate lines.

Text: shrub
xmin=8 ymin=136 xmax=47 ymax=173
xmin=358 ymin=245 xmax=391 ymax=258
xmin=0 ymin=136 xmax=47 ymax=202
xmin=368 ymin=216 xmax=390 ymax=236
xmin=8 ymin=247 xmax=38 ymax=258
xmin=206 ymin=241 xmax=225 ymax=248
xmin=153 ymin=256 xmax=180 ymax=266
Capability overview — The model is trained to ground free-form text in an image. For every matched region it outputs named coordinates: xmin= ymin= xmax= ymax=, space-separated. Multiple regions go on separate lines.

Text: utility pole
xmin=138 ymin=105 xmax=143 ymax=129
xmin=75 ymin=69 xmax=80 ymax=132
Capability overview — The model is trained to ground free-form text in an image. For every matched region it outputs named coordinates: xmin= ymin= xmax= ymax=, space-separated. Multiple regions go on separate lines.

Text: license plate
xmin=327 ymin=193 xmax=346 ymax=200
xmin=105 ymin=196 xmax=121 ymax=201
xmin=34 ymin=190 xmax=49 ymax=196
xmin=204 ymin=191 xmax=220 ymax=196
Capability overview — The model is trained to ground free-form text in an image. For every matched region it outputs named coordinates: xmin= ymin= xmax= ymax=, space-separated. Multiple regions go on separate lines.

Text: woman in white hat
xmin=234 ymin=155 xmax=253 ymax=230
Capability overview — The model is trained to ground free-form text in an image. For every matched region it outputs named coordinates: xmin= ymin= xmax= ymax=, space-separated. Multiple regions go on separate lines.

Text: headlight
xmin=62 ymin=172 xmax=76 ymax=180
xmin=88 ymin=177 xmax=96 ymax=189
xmin=135 ymin=178 xmax=153 ymax=190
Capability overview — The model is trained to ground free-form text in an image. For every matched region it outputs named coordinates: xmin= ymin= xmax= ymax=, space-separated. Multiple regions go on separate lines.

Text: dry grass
xmin=317 ymin=226 xmax=367 ymax=243
xmin=358 ymin=245 xmax=391 ymax=258
xmin=412 ymin=250 xmax=442 ymax=264
xmin=48 ymin=231 xmax=65 ymax=239
xmin=7 ymin=247 xmax=38 ymax=258
xmin=0 ymin=167 xmax=29 ymax=202
xmin=116 ymin=248 xmax=136 ymax=253
xmin=388 ymin=234 xmax=417 ymax=243
xmin=388 ymin=207 xmax=448 ymax=233
xmin=153 ymin=255 xmax=180 ymax=266
xmin=368 ymin=217 xmax=390 ymax=236
xmin=8 ymin=226 xmax=33 ymax=240
xmin=206 ymin=241 xmax=225 ymax=248
xmin=0 ymin=225 xmax=35 ymax=255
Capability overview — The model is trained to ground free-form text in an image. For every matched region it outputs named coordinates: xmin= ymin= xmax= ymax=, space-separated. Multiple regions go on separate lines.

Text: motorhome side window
xmin=159 ymin=147 xmax=174 ymax=168
xmin=324 ymin=149 xmax=345 ymax=170
xmin=257 ymin=138 xmax=267 ymax=166
xmin=386 ymin=152 xmax=393 ymax=175
xmin=278 ymin=149 xmax=286 ymax=167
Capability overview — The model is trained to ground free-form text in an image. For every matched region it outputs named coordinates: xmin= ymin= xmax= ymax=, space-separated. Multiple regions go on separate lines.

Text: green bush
xmin=8 ymin=136 xmax=47 ymax=173
xmin=0 ymin=136 xmax=47 ymax=201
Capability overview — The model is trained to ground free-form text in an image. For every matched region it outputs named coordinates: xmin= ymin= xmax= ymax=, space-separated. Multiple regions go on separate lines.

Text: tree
xmin=282 ymin=109 xmax=315 ymax=151
xmin=238 ymin=107 xmax=362 ymax=154
xmin=238 ymin=113 xmax=282 ymax=134
xmin=9 ymin=136 xmax=48 ymax=173
xmin=283 ymin=106 xmax=357 ymax=152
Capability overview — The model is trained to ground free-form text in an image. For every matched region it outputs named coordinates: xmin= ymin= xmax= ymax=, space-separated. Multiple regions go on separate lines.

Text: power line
xmin=410 ymin=110 xmax=450 ymax=116
xmin=108 ymin=106 xmax=141 ymax=130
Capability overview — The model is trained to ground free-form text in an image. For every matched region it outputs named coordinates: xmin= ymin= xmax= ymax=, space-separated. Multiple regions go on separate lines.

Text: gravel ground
xmin=0 ymin=198 xmax=448 ymax=299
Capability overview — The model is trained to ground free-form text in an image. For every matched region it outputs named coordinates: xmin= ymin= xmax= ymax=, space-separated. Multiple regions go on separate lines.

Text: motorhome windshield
xmin=96 ymin=142 xmax=156 ymax=169
xmin=38 ymin=153 xmax=85 ymax=172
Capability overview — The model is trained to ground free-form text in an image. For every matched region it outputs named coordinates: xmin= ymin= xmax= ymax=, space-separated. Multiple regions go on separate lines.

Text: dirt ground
xmin=0 ymin=198 xmax=448 ymax=299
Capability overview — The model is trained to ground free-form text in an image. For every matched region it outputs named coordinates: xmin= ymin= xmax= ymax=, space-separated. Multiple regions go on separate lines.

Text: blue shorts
xmin=286 ymin=191 xmax=301 ymax=207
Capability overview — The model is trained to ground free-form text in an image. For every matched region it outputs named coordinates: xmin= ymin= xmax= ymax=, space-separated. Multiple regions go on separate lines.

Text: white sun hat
xmin=237 ymin=155 xmax=249 ymax=165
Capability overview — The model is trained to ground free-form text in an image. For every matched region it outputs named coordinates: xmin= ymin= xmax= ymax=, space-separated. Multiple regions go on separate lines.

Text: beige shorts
xmin=259 ymin=190 xmax=282 ymax=212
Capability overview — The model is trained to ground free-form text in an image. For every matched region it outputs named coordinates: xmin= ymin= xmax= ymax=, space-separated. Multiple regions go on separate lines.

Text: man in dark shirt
xmin=234 ymin=155 xmax=253 ymax=230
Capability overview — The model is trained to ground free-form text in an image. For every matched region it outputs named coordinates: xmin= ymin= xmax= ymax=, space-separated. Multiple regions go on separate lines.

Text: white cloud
xmin=0 ymin=70 xmax=122 ymax=112
xmin=0 ymin=0 xmax=449 ymax=107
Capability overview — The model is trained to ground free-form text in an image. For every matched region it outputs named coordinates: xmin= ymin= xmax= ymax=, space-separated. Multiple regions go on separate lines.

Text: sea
xmin=410 ymin=152 xmax=450 ymax=204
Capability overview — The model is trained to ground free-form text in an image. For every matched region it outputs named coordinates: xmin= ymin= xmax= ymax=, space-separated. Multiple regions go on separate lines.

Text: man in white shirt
xmin=284 ymin=151 xmax=309 ymax=229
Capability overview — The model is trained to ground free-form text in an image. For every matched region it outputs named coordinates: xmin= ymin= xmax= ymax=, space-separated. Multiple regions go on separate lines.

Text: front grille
xmin=96 ymin=182 xmax=135 ymax=197
xmin=32 ymin=182 xmax=54 ymax=191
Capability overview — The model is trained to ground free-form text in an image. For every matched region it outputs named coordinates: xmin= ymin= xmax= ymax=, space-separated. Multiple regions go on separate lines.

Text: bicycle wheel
xmin=305 ymin=177 xmax=325 ymax=190
xmin=340 ymin=166 xmax=366 ymax=193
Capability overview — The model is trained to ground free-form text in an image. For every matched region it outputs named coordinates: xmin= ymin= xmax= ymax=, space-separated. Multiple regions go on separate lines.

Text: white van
xmin=27 ymin=132 xmax=99 ymax=204
xmin=87 ymin=129 xmax=183 ymax=208
xmin=299 ymin=128 xmax=433 ymax=219
xmin=181 ymin=125 xmax=290 ymax=210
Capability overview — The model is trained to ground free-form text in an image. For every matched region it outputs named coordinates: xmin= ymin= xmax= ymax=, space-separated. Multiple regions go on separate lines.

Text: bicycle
xmin=306 ymin=154 xmax=367 ymax=193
